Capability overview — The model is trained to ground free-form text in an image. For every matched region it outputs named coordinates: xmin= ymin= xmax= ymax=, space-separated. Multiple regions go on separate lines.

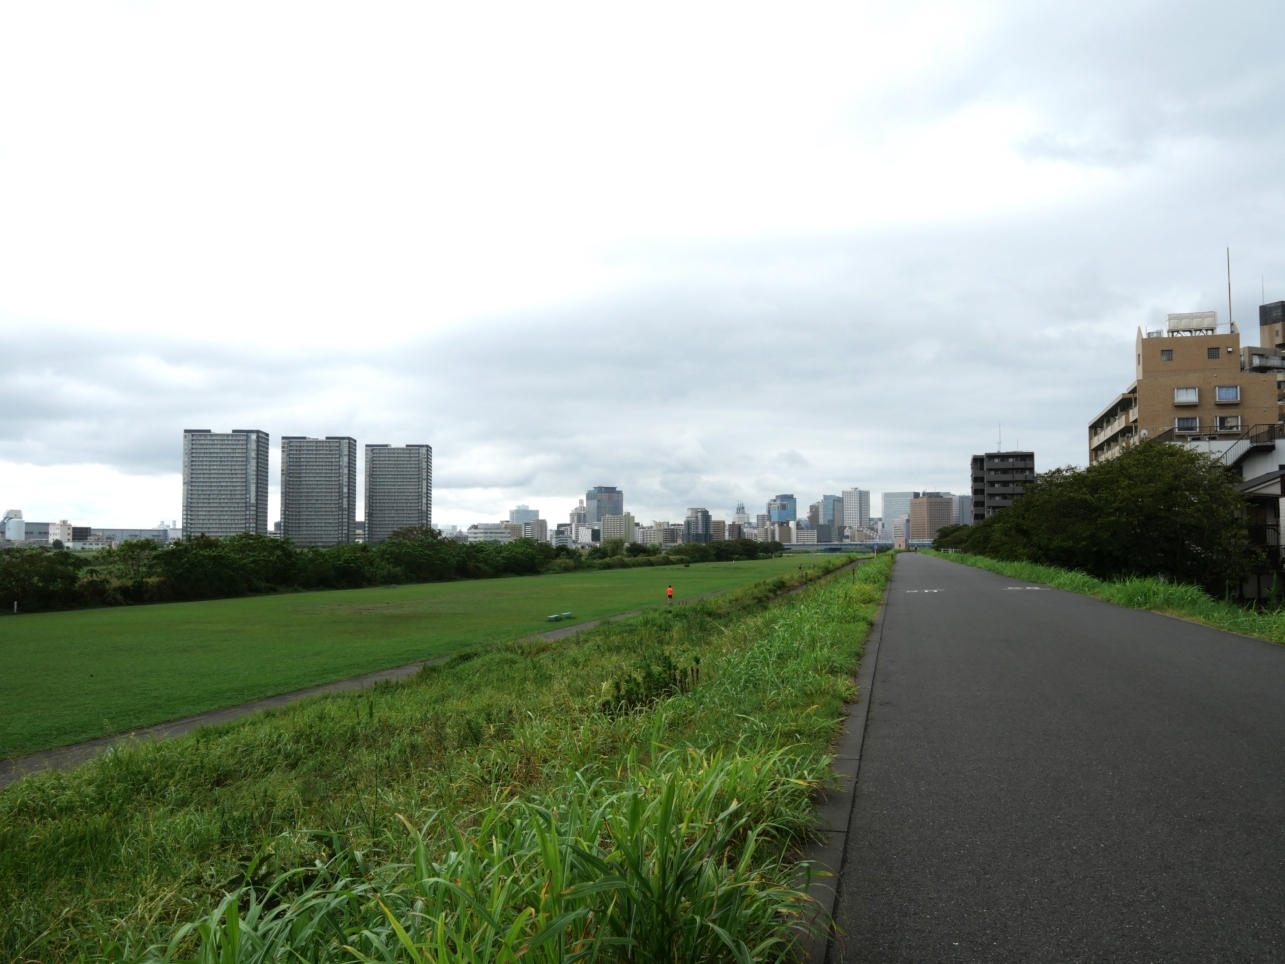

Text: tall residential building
xmin=182 ymin=429 xmax=269 ymax=539
xmin=1088 ymin=311 xmax=1277 ymax=463
xmin=970 ymin=453 xmax=1035 ymax=521
xmin=767 ymin=494 xmax=797 ymax=523
xmin=280 ymin=436 xmax=357 ymax=547
xmin=522 ymin=519 xmax=549 ymax=543
xmin=910 ymin=495 xmax=955 ymax=540
xmin=509 ymin=505 xmax=540 ymax=524
xmin=600 ymin=513 xmax=635 ymax=543
xmin=685 ymin=507 xmax=712 ymax=544
xmin=585 ymin=486 xmax=623 ymax=524
xmin=365 ymin=443 xmax=433 ymax=544
xmin=842 ymin=488 xmax=871 ymax=528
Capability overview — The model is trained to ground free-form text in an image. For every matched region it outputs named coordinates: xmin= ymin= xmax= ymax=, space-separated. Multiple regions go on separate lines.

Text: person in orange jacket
xmin=667 ymin=584 xmax=674 ymax=605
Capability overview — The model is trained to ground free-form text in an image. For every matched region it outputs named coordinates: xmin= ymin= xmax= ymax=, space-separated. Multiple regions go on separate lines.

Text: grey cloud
xmin=5 ymin=0 xmax=1285 ymax=523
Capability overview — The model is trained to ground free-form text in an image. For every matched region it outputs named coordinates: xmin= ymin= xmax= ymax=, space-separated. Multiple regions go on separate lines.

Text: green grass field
xmin=0 ymin=556 xmax=823 ymax=758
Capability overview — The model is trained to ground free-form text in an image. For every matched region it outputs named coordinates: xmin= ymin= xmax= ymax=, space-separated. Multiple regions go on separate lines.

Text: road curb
xmin=795 ymin=562 xmax=891 ymax=963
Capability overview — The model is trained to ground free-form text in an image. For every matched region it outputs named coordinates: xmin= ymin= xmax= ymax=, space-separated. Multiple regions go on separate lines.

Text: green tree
xmin=935 ymin=441 xmax=1256 ymax=590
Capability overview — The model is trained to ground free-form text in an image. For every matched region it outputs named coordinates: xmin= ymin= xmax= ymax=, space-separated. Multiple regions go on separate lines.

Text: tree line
xmin=934 ymin=442 xmax=1258 ymax=592
xmin=0 ymin=527 xmax=786 ymax=614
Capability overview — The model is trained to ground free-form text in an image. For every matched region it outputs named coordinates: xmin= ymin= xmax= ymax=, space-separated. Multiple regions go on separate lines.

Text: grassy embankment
xmin=0 ymin=555 xmax=815 ymax=759
xmin=0 ymin=554 xmax=891 ymax=962
xmin=928 ymin=549 xmax=1285 ymax=643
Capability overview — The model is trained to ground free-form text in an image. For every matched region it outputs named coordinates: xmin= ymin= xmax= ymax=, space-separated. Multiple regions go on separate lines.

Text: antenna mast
xmin=1227 ymin=247 xmax=1233 ymax=328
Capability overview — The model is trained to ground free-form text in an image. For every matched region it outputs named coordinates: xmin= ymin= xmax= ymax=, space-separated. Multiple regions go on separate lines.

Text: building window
xmin=1215 ymin=385 xmax=1240 ymax=402
xmin=1207 ymin=347 xmax=1220 ymax=359
xmin=1175 ymin=417 xmax=1200 ymax=433
xmin=1173 ymin=387 xmax=1198 ymax=404
xmin=1217 ymin=416 xmax=1242 ymax=431
xmin=1161 ymin=349 xmax=1173 ymax=361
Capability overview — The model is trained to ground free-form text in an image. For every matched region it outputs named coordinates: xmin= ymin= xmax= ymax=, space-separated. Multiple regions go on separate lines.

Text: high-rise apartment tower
xmin=842 ymin=488 xmax=871 ymax=529
xmin=182 ymin=429 xmax=269 ymax=539
xmin=365 ymin=444 xmax=433 ymax=544
xmin=280 ymin=436 xmax=357 ymax=547
xmin=970 ymin=453 xmax=1035 ymax=521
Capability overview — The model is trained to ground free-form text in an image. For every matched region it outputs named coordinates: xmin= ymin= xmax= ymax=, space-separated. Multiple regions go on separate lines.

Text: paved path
xmin=829 ymin=553 xmax=1285 ymax=963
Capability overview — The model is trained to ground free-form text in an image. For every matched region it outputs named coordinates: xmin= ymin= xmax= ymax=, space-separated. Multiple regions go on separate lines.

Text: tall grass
xmin=1 ymin=555 xmax=890 ymax=962
xmin=927 ymin=550 xmax=1285 ymax=643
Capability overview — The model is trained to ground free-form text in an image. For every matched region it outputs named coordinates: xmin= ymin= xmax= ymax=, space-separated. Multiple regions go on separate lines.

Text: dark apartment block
xmin=970 ymin=451 xmax=1035 ymax=522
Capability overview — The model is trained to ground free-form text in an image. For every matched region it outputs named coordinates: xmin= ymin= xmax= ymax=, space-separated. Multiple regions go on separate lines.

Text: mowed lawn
xmin=0 ymin=556 xmax=824 ymax=758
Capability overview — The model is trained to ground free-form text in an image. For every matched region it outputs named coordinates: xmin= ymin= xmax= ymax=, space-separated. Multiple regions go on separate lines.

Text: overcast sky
xmin=3 ymin=1 xmax=1284 ymax=528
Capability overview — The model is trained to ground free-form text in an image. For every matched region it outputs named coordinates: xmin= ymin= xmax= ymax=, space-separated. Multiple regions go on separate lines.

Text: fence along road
xmin=829 ymin=552 xmax=1285 ymax=963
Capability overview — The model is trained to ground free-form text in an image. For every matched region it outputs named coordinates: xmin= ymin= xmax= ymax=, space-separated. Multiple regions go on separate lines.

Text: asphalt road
xmin=830 ymin=553 xmax=1285 ymax=963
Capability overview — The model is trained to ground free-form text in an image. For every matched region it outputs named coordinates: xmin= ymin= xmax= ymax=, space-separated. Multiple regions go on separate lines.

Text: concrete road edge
xmin=794 ymin=563 xmax=891 ymax=962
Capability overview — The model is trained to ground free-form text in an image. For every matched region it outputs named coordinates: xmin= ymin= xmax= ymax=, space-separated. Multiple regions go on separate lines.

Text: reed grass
xmin=926 ymin=550 xmax=1285 ymax=643
xmin=1 ymin=554 xmax=890 ymax=962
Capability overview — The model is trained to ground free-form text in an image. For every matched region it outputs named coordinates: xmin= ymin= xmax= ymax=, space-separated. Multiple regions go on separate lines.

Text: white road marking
xmin=905 ymin=590 xmax=942 ymax=593
xmin=1005 ymin=587 xmax=1050 ymax=590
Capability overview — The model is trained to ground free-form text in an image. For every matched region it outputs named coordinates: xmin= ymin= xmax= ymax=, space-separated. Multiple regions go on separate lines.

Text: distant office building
xmin=468 ymin=522 xmax=513 ymax=543
xmin=183 ymin=429 xmax=269 ymax=539
xmin=600 ymin=513 xmax=635 ymax=543
xmin=953 ymin=495 xmax=971 ymax=526
xmin=684 ymin=508 xmax=712 ymax=544
xmin=970 ymin=452 xmax=1035 ymax=521
xmin=868 ymin=516 xmax=882 ymax=535
xmin=807 ymin=502 xmax=822 ymax=525
xmin=637 ymin=525 xmax=665 ymax=546
xmin=354 ymin=520 xmax=366 ymax=543
xmin=910 ymin=496 xmax=955 ymax=540
xmin=553 ymin=523 xmax=573 ymax=547
xmin=90 ymin=526 xmax=171 ymax=546
xmin=819 ymin=494 xmax=843 ymax=526
xmin=509 ymin=504 xmax=540 ymax=525
xmin=280 ymin=436 xmax=357 ymax=547
xmin=573 ymin=522 xmax=600 ymax=546
xmin=585 ymin=486 xmax=623 ymax=524
xmin=727 ymin=522 xmax=743 ymax=540
xmin=502 ymin=522 xmax=525 ymax=541
xmin=756 ymin=513 xmax=770 ymax=528
xmin=733 ymin=502 xmax=751 ymax=525
xmin=768 ymin=494 xmax=797 ymax=523
xmin=365 ymin=444 xmax=433 ymax=544
xmin=522 ymin=519 xmax=549 ymax=542
xmin=842 ymin=489 xmax=871 ymax=528
xmin=570 ymin=499 xmax=588 ymax=525
xmin=881 ymin=492 xmax=914 ymax=530
xmin=790 ymin=521 xmax=818 ymax=544
xmin=711 ymin=519 xmax=727 ymax=541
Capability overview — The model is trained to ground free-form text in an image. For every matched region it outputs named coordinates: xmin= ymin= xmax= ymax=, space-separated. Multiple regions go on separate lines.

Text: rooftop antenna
xmin=1227 ymin=247 xmax=1233 ymax=328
